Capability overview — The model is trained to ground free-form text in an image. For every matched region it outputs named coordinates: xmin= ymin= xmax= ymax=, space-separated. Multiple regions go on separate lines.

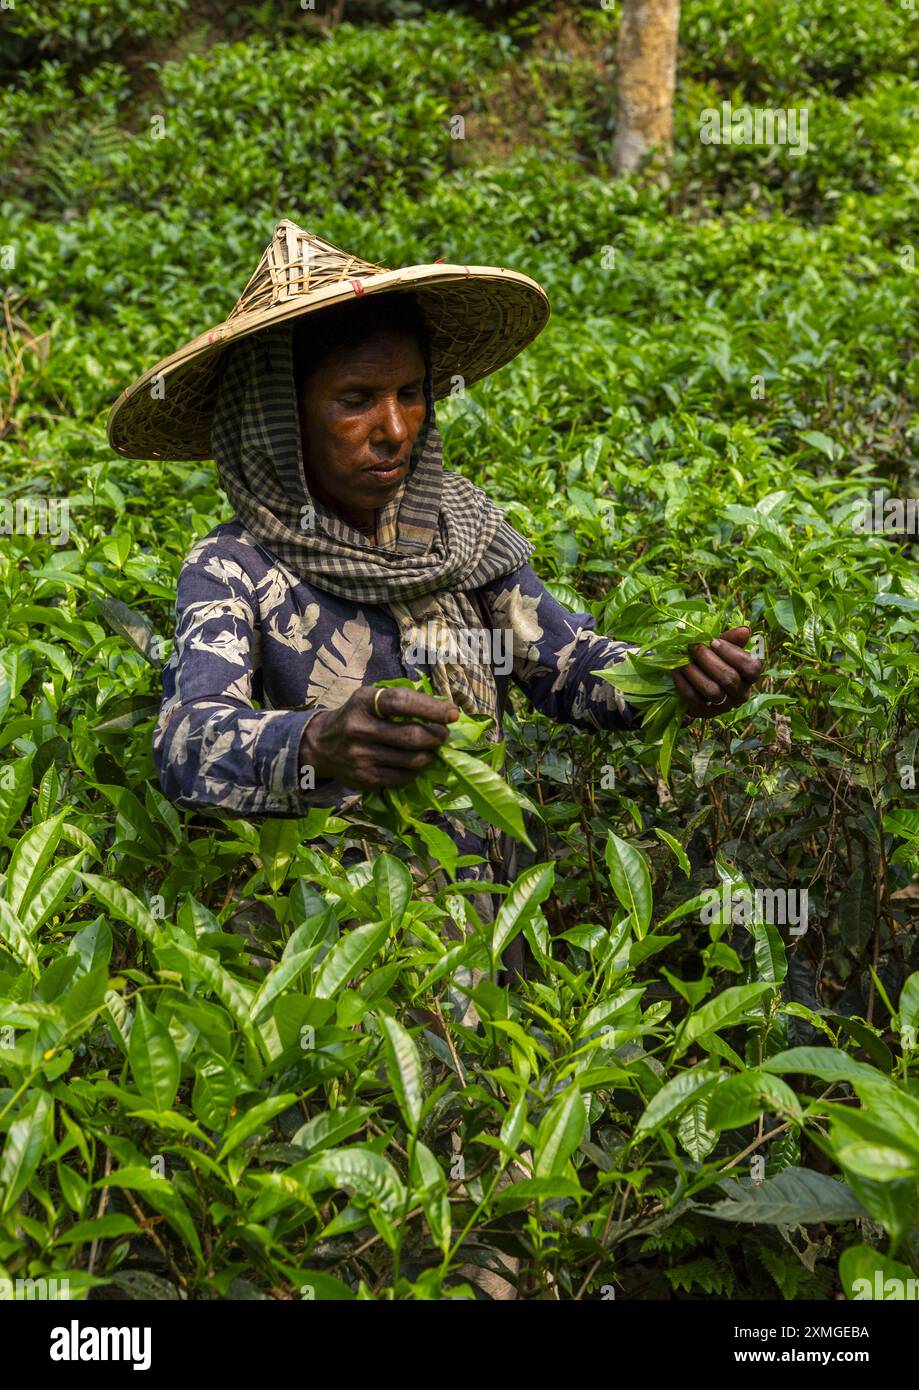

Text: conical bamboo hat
xmin=107 ymin=219 xmax=550 ymax=461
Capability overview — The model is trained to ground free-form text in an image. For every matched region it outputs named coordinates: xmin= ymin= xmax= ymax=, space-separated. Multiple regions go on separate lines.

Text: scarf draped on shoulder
xmin=210 ymin=322 xmax=533 ymax=754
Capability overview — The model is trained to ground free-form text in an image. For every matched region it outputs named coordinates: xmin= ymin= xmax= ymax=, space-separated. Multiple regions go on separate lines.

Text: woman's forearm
xmin=154 ymin=700 xmax=344 ymax=816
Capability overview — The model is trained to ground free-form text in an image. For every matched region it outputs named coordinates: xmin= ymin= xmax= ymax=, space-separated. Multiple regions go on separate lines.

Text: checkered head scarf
xmin=210 ymin=318 xmax=533 ymax=742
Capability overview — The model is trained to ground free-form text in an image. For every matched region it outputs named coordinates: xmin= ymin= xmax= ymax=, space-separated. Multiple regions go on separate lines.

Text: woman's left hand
xmin=671 ymin=625 xmax=764 ymax=720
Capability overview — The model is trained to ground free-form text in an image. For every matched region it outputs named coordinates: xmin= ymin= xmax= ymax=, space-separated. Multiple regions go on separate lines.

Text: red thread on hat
xmin=433 ymin=257 xmax=445 ymax=264
xmin=123 ymin=388 xmax=129 ymax=398
xmin=208 ymin=331 xmax=218 ymax=345
xmin=350 ymin=279 xmax=365 ymax=296
xmin=464 ymin=266 xmax=470 ymax=276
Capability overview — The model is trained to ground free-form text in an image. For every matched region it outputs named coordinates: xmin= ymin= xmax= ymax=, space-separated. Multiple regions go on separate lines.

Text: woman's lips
xmin=367 ymin=460 xmax=407 ymax=484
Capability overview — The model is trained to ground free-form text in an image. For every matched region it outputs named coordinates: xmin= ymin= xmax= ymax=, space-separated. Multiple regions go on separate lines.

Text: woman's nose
xmin=376 ymin=395 xmax=411 ymax=444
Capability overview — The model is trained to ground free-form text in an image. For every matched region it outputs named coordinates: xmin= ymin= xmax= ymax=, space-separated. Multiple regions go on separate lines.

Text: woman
xmin=107 ymin=221 xmax=764 ymax=1298
xmin=108 ymin=220 xmax=763 ymax=931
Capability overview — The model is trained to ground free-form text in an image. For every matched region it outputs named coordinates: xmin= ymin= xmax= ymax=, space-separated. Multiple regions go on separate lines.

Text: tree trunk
xmin=612 ymin=0 xmax=681 ymax=176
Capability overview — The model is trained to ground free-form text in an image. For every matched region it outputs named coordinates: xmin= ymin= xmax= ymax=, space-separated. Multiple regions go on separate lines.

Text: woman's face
xmin=297 ymin=328 xmax=427 ymax=529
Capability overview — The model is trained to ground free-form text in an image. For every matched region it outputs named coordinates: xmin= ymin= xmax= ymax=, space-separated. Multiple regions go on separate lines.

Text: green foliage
xmin=593 ymin=591 xmax=744 ymax=775
xmin=0 ymin=0 xmax=916 ymax=1301
xmin=679 ymin=0 xmax=917 ymax=97
xmin=362 ymin=676 xmax=537 ymax=852
xmin=1 ymin=0 xmax=189 ymax=73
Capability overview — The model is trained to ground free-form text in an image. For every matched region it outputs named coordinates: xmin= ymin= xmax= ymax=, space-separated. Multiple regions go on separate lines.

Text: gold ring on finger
xmin=373 ymin=687 xmax=386 ymax=719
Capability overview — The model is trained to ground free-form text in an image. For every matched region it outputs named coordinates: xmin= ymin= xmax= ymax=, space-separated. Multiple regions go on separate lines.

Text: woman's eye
xmin=339 ymin=389 xmax=420 ymax=408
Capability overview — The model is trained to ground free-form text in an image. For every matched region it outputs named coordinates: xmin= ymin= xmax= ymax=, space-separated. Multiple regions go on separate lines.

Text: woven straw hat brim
xmin=107 ymin=263 xmax=550 ymax=461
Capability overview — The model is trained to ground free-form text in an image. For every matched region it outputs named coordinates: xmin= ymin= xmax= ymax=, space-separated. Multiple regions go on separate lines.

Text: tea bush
xmin=0 ymin=0 xmax=916 ymax=1301
xmin=0 ymin=0 xmax=189 ymax=85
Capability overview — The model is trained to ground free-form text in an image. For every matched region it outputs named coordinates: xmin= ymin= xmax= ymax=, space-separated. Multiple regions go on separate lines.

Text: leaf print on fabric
xmin=187 ymin=626 xmax=250 ymax=667
xmin=548 ymin=630 xmax=582 ymax=695
xmin=235 ymin=716 xmax=265 ymax=757
xmin=549 ymin=629 xmax=611 ymax=695
xmin=266 ymin=745 xmax=290 ymax=795
xmin=183 ymin=536 xmax=226 ymax=572
xmin=582 ymin=640 xmax=633 ymax=717
xmin=164 ymin=709 xmax=196 ymax=768
xmin=516 ymin=652 xmax=552 ymax=685
xmin=202 ymin=775 xmax=247 ymax=808
xmin=198 ymin=726 xmax=238 ymax=781
xmin=178 ymin=597 xmax=253 ymax=633
xmin=223 ymin=674 xmax=253 ymax=704
xmin=307 ymin=612 xmax=373 ymax=710
xmin=590 ymin=675 xmax=628 ymax=715
xmin=255 ymin=567 xmax=292 ymax=622
xmin=201 ymin=553 xmax=257 ymax=603
xmin=571 ymin=672 xmax=628 ymax=725
xmin=266 ymin=604 xmax=320 ymax=654
xmin=242 ymin=711 xmax=300 ymax=769
xmin=487 ymin=584 xmax=544 ymax=663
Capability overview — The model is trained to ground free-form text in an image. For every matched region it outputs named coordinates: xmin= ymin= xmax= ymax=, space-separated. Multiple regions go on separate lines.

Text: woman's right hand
xmin=298 ymin=685 xmax=459 ymax=792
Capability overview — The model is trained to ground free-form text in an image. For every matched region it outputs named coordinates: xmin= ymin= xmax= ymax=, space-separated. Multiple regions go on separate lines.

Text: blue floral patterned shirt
xmin=152 ymin=521 xmax=639 ymax=829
